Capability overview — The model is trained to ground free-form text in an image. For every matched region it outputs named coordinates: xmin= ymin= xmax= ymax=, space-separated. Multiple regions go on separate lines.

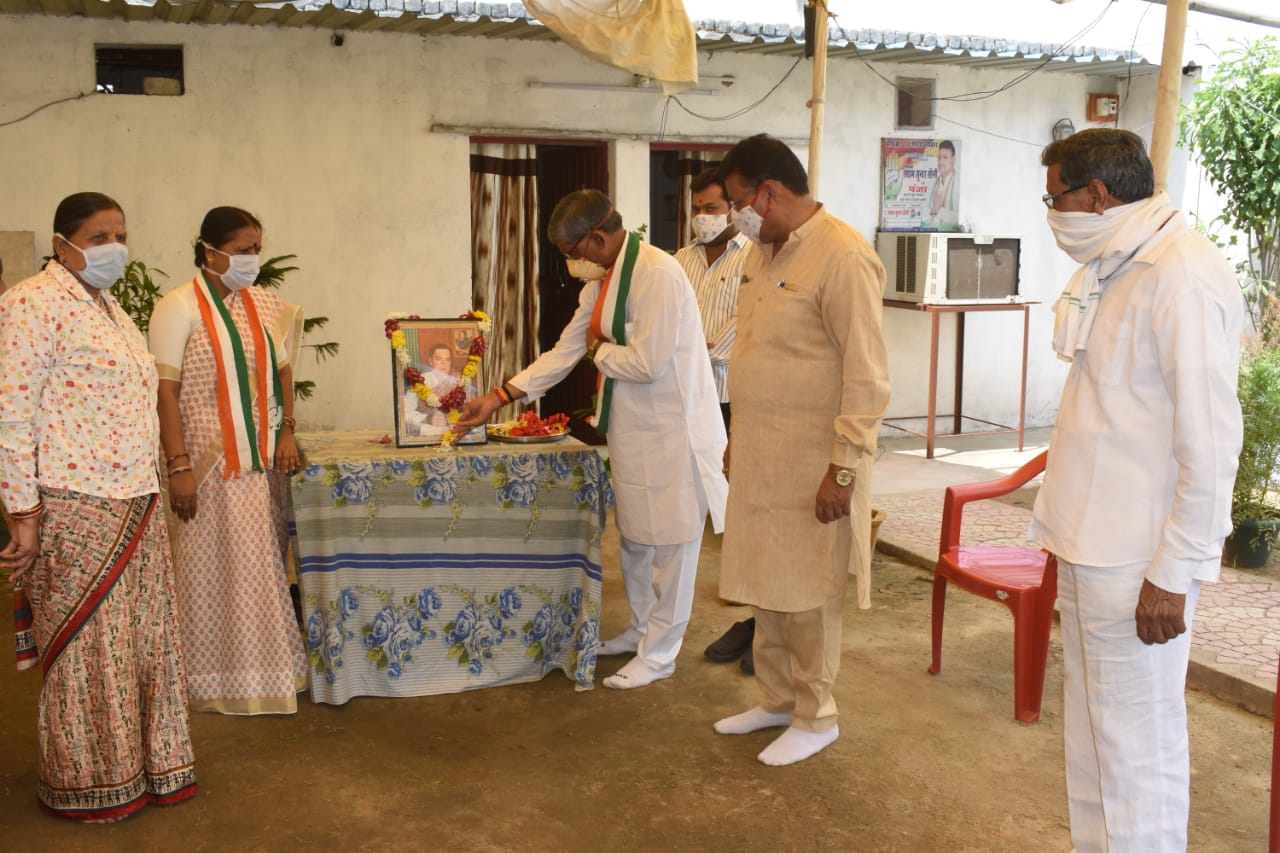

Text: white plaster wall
xmin=0 ymin=15 xmax=1161 ymax=432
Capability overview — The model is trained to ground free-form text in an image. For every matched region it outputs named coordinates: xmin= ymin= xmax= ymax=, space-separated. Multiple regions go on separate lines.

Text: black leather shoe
xmin=740 ymin=643 xmax=754 ymax=675
xmin=704 ymin=617 xmax=755 ymax=663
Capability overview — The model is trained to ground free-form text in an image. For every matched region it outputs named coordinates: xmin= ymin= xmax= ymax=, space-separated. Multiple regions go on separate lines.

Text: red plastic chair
xmin=1270 ymin=662 xmax=1279 ymax=853
xmin=927 ymin=450 xmax=1056 ymax=723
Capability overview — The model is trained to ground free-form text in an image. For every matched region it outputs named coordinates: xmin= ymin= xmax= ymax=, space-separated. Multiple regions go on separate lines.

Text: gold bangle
xmin=282 ymin=415 xmax=297 ymax=430
xmin=166 ymin=452 xmax=189 ymax=466
xmin=168 ymin=466 xmax=193 ymax=476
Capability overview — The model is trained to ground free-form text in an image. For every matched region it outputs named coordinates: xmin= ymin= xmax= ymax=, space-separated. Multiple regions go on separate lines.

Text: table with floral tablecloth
xmin=291 ymin=430 xmax=614 ymax=705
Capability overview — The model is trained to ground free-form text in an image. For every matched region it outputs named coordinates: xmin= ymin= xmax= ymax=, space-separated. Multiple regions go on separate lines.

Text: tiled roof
xmin=0 ymin=0 xmax=1154 ymax=72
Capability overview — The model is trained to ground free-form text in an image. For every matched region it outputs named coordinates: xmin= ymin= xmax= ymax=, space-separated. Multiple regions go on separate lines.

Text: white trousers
xmin=1058 ymin=559 xmax=1202 ymax=853
xmin=618 ymin=536 xmax=703 ymax=671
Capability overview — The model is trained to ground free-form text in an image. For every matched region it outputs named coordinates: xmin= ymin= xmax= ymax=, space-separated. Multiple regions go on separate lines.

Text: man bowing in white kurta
xmin=454 ymin=189 xmax=728 ymax=690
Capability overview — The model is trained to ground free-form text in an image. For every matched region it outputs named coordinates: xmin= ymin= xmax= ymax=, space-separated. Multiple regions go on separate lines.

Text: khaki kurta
xmin=720 ymin=209 xmax=889 ymax=612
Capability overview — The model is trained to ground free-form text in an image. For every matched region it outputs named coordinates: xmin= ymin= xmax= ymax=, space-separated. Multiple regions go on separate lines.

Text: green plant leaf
xmin=109 ymin=259 xmax=169 ymax=334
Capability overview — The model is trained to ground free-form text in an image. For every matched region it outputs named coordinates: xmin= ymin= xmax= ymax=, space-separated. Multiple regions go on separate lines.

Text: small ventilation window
xmin=896 ymin=77 xmax=933 ymax=129
xmin=95 ymin=45 xmax=184 ymax=96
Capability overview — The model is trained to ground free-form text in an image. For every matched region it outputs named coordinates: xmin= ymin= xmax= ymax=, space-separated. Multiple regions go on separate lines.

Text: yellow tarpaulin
xmin=523 ymin=0 xmax=698 ymax=95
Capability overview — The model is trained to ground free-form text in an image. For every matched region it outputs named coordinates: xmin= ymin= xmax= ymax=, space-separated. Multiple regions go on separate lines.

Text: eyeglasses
xmin=564 ymin=230 xmax=592 ymax=260
xmin=728 ymin=184 xmax=763 ymax=212
xmin=1041 ymin=184 xmax=1088 ymax=209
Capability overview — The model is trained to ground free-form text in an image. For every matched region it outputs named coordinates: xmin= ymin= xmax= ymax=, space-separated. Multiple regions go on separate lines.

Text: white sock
xmin=599 ymin=630 xmax=642 ymax=656
xmin=602 ymin=655 xmax=673 ymax=690
xmin=713 ymin=706 xmax=793 ymax=735
xmin=757 ymin=725 xmax=839 ymax=766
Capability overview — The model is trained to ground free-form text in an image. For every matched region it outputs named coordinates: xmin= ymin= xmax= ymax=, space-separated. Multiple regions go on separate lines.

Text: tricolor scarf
xmin=588 ymin=232 xmax=640 ymax=434
xmin=192 ymin=274 xmax=283 ymax=477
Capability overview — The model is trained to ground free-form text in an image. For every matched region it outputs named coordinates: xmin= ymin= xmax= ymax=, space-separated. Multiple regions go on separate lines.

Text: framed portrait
xmin=390 ymin=318 xmax=488 ymax=448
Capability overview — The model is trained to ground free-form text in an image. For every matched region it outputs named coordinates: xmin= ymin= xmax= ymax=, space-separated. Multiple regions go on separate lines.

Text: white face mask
xmin=57 ymin=234 xmax=128 ymax=290
xmin=730 ymin=205 xmax=765 ymax=244
xmin=692 ymin=213 xmax=731 ymax=245
xmin=204 ymin=243 xmax=261 ymax=291
xmin=566 ymin=257 xmax=607 ymax=282
xmin=1045 ymin=206 xmax=1133 ymax=264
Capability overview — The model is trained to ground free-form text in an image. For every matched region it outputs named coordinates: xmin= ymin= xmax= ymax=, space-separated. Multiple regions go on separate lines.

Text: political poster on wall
xmin=880 ymin=138 xmax=961 ymax=232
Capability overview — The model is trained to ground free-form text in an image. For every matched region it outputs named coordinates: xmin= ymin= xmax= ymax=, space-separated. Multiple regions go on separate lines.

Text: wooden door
xmin=535 ymin=144 xmax=609 ymax=445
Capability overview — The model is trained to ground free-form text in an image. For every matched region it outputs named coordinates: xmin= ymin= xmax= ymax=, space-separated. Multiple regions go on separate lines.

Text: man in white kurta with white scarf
xmin=454 ymin=189 xmax=728 ymax=690
xmin=1030 ymin=129 xmax=1242 ymax=852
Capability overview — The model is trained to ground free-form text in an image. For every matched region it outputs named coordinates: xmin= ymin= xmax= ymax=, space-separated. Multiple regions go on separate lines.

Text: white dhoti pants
xmin=1058 ymin=559 xmax=1202 ymax=853
xmin=618 ymin=536 xmax=703 ymax=672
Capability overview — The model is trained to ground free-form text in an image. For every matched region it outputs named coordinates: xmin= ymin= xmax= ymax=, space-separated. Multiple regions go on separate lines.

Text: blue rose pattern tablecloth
xmin=291 ymin=431 xmax=614 ymax=704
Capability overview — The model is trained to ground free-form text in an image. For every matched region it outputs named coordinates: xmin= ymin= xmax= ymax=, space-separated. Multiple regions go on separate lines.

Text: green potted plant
xmin=1181 ymin=37 xmax=1280 ymax=568
xmin=110 ymin=259 xmax=168 ymax=334
xmin=1225 ymin=342 xmax=1280 ymax=567
xmin=254 ymin=254 xmax=340 ymax=401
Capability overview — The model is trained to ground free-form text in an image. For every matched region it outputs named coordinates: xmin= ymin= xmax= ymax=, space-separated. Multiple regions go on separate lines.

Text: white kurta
xmin=1029 ymin=218 xmax=1243 ymax=593
xmin=510 ymin=240 xmax=727 ymax=545
xmin=1029 ymin=213 xmax=1242 ymax=853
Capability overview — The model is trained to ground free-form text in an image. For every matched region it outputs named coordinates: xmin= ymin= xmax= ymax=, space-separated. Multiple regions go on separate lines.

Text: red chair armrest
xmin=939 ymin=450 xmax=1048 ymax=553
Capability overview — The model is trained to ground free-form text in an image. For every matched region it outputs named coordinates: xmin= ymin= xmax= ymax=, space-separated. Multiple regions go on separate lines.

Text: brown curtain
xmin=470 ymin=143 xmax=539 ymax=405
xmin=676 ymin=150 xmax=715 ymax=250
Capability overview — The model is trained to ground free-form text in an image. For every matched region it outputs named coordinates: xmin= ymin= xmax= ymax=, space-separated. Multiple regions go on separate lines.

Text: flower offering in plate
xmin=488 ymin=411 xmax=571 ymax=444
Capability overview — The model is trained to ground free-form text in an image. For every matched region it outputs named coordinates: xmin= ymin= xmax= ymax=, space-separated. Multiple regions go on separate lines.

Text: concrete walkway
xmin=873 ymin=427 xmax=1280 ymax=718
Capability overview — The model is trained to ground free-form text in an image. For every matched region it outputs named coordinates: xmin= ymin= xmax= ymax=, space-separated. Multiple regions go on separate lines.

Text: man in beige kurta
xmin=714 ymin=134 xmax=890 ymax=766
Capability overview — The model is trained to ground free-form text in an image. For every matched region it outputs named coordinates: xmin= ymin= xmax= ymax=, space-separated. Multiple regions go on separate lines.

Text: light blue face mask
xmin=203 ymin=242 xmax=261 ymax=291
xmin=56 ymin=234 xmax=128 ymax=290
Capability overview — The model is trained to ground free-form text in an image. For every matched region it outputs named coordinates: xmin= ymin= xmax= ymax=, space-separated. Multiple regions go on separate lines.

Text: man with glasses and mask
xmin=454 ymin=189 xmax=727 ymax=691
xmin=712 ymin=134 xmax=889 ymax=767
xmin=1031 ymin=128 xmax=1242 ymax=851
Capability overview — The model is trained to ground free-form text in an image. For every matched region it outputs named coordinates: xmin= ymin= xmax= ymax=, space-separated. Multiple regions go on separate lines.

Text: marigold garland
xmin=385 ymin=310 xmax=491 ymax=450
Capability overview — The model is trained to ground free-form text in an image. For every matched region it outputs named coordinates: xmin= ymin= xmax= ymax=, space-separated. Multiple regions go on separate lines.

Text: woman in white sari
xmin=150 ymin=206 xmax=307 ymax=715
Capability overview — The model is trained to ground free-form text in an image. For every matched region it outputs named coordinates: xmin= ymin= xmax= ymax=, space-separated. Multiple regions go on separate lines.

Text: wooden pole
xmin=1149 ymin=0 xmax=1188 ymax=192
xmin=807 ymin=0 xmax=829 ymax=195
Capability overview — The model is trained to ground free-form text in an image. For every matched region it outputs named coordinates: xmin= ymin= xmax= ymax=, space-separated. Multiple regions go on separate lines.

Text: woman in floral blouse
xmin=0 ymin=192 xmax=197 ymax=822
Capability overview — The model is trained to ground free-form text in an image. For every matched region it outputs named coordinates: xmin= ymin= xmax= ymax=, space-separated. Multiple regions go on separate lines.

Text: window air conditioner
xmin=877 ymin=232 xmax=1022 ymax=304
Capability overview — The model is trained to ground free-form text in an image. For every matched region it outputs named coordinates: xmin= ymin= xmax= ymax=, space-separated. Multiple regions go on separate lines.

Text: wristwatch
xmin=834 ymin=468 xmax=854 ymax=487
xmin=586 ymin=339 xmax=602 ymax=361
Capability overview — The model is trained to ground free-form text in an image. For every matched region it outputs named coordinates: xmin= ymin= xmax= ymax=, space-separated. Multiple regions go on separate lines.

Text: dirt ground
xmin=0 ymin=523 xmax=1271 ymax=852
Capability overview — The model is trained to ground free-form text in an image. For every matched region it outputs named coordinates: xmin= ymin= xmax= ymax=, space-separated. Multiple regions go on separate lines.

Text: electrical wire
xmin=931 ymin=113 xmax=1047 ymax=149
xmin=665 ymin=0 xmax=828 ymax=126
xmin=0 ymin=91 xmax=97 ymax=129
xmin=658 ymin=94 xmax=672 ymax=142
xmin=666 ymin=56 xmax=805 ymax=123
xmin=850 ymin=0 xmax=1120 ymax=105
xmin=1116 ymin=0 xmax=1154 ymax=126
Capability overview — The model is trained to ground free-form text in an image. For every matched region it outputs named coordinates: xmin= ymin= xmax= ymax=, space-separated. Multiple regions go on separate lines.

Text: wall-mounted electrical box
xmin=1087 ymin=93 xmax=1119 ymax=122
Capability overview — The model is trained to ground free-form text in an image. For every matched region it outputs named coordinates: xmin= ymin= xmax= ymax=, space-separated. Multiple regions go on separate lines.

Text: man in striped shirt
xmin=676 ymin=167 xmax=751 ymax=431
xmin=678 ymin=167 xmax=757 ymax=674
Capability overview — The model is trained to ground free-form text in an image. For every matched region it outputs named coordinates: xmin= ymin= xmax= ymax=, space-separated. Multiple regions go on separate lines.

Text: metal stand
xmin=882 ymin=300 xmax=1036 ymax=459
